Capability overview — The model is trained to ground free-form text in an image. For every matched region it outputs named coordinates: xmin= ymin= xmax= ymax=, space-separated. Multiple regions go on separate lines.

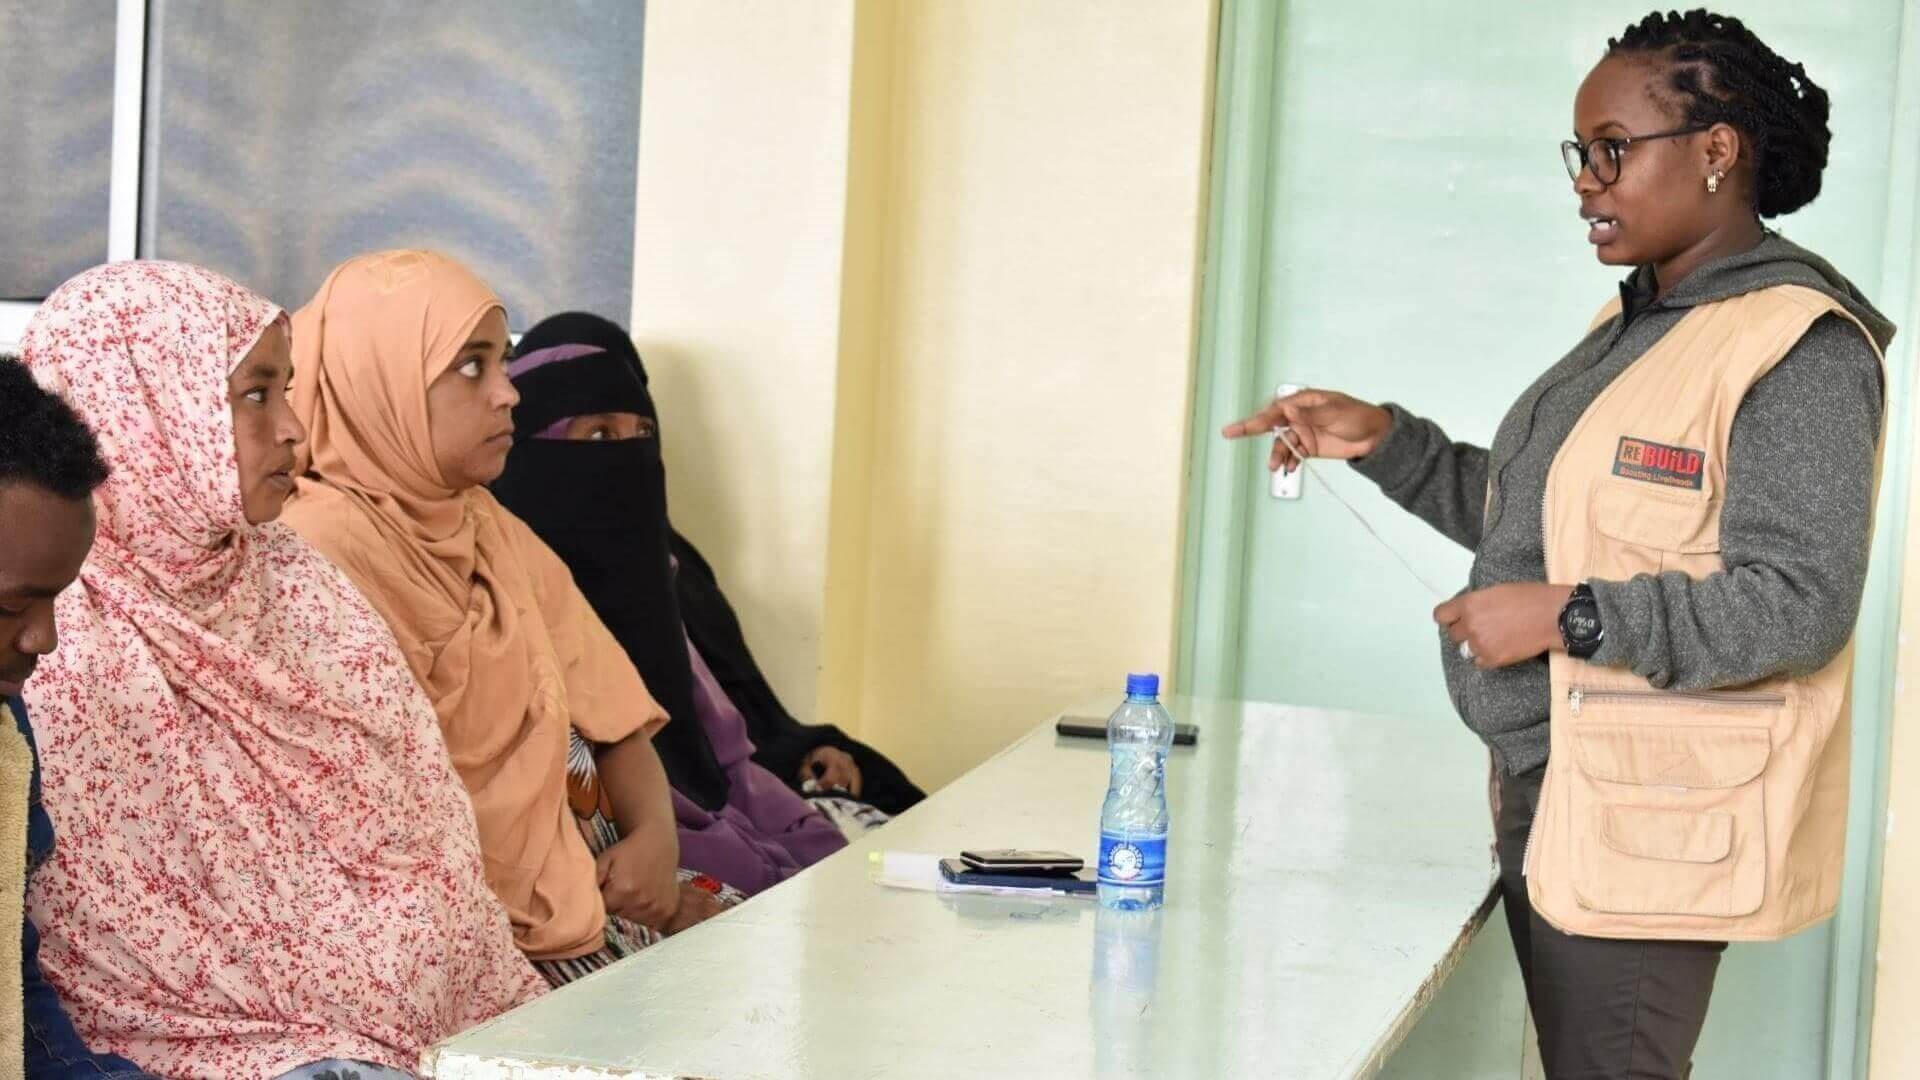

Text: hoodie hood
xmin=1638 ymin=232 xmax=1897 ymax=352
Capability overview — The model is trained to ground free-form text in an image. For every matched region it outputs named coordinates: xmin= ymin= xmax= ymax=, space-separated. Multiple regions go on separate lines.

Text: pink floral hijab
xmin=19 ymin=262 xmax=544 ymax=1077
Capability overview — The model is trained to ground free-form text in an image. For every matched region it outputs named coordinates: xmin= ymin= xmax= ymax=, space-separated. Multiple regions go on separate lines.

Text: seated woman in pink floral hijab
xmin=18 ymin=261 xmax=544 ymax=1079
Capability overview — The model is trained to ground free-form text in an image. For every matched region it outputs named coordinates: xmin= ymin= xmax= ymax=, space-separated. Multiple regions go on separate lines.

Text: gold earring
xmin=1707 ymin=171 xmax=1723 ymax=194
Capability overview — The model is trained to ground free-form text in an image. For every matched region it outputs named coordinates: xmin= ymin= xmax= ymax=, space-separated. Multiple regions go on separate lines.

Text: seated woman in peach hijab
xmin=19 ymin=261 xmax=543 ymax=1078
xmin=279 ymin=251 xmax=735 ymax=987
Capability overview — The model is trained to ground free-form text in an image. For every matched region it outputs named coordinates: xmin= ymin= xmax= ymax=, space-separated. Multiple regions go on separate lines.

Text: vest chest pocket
xmin=1564 ymin=704 xmax=1773 ymax=918
xmin=1587 ymin=480 xmax=1722 ymax=580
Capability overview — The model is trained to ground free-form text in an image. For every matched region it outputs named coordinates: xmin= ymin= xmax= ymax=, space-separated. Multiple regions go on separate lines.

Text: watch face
xmin=1566 ymin=605 xmax=1601 ymax=643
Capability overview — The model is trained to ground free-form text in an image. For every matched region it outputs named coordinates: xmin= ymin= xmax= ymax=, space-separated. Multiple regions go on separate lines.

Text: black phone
xmin=1054 ymin=715 xmax=1199 ymax=745
xmin=940 ymin=858 xmax=1096 ymax=894
xmin=959 ymin=849 xmax=1085 ymax=874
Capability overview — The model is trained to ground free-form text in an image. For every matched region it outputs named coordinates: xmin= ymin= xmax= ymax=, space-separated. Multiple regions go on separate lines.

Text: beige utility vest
xmin=0 ymin=705 xmax=32 ymax=1078
xmin=1525 ymin=284 xmax=1885 ymax=941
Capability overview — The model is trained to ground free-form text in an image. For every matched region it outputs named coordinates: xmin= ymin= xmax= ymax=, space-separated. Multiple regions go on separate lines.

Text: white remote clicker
xmin=1270 ymin=382 xmax=1303 ymax=500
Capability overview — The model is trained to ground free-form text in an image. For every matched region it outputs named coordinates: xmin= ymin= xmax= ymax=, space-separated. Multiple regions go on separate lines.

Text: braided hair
xmin=1609 ymin=9 xmax=1830 ymax=218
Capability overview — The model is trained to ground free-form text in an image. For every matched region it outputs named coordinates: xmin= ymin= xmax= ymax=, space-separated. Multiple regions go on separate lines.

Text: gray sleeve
xmin=1348 ymin=403 xmax=1490 ymax=551
xmin=1589 ymin=314 xmax=1884 ymax=688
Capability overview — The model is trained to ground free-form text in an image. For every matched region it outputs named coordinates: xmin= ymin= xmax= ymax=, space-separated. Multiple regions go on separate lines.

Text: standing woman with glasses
xmin=1226 ymin=11 xmax=1892 ymax=1077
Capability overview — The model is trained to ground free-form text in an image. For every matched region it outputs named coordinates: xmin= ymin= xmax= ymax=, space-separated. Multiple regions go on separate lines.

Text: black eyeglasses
xmin=1561 ymin=126 xmax=1709 ymax=185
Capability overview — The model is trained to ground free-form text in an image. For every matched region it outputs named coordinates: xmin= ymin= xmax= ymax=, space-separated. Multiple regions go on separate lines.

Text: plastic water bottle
xmin=1097 ymin=672 xmax=1174 ymax=910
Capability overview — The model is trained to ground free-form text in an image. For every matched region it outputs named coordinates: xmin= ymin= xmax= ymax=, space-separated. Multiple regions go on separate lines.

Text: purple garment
xmin=671 ymin=635 xmax=847 ymax=894
xmin=507 ymin=344 xmax=613 ymax=439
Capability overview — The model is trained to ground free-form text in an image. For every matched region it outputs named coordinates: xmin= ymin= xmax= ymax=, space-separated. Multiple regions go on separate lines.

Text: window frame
xmin=4 ymin=0 xmax=621 ymax=350
xmin=0 ymin=0 xmax=145 ymax=351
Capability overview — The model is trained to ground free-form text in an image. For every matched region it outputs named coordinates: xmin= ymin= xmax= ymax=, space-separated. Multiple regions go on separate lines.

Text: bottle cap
xmin=1125 ymin=672 xmax=1160 ymax=697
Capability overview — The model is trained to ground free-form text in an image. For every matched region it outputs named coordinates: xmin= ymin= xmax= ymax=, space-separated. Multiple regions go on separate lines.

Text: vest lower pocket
xmin=1565 ymin=717 xmax=1771 ymax=918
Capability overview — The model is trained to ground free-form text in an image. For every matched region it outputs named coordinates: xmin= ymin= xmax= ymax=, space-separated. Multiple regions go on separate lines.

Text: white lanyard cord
xmin=1273 ymin=425 xmax=1452 ymax=601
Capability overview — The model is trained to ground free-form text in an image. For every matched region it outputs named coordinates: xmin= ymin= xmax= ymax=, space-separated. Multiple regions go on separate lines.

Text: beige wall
xmin=630 ymin=0 xmax=1217 ymax=788
xmin=628 ymin=1 xmax=861 ymax=721
xmin=1874 ymin=363 xmax=1920 ymax=1074
xmin=839 ymin=2 xmax=1216 ymax=786
xmin=1876 ymin=608 xmax=1919 ymax=1073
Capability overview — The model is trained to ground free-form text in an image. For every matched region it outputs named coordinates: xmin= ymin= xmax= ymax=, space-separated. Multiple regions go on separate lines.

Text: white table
xmin=422 ymin=697 xmax=1498 ymax=1080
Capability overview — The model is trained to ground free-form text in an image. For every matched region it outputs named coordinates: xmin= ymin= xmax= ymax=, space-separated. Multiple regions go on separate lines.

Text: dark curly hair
xmin=1609 ymin=9 xmax=1831 ymax=218
xmin=0 ymin=354 xmax=109 ymax=500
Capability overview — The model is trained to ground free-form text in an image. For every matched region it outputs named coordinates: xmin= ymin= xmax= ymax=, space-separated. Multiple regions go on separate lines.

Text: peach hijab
xmin=280 ymin=251 xmax=665 ymax=960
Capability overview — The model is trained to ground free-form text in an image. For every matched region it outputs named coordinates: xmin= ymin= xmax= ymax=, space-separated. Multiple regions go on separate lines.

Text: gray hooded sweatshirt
xmin=1352 ymin=234 xmax=1896 ymax=775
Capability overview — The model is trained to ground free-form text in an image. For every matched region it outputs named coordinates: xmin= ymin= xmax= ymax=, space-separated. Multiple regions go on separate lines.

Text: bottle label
xmin=1098 ymin=831 xmax=1167 ymax=886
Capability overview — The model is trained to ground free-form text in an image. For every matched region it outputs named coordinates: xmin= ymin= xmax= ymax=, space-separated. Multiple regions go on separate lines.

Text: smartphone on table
xmin=960 ymin=849 xmax=1085 ymax=875
xmin=939 ymin=857 xmax=1095 ymax=894
xmin=1055 ymin=716 xmax=1198 ymax=745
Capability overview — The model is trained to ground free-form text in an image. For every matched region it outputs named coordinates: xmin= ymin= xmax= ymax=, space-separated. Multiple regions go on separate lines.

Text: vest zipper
xmin=1522 ymin=798 xmax=1537 ymax=878
xmin=1523 ymin=312 xmax=1675 ymax=883
xmin=1520 ymin=318 xmax=1634 ymax=883
xmin=1565 ymin=687 xmax=1786 ymax=717
xmin=1523 ymin=398 xmax=1557 ymax=881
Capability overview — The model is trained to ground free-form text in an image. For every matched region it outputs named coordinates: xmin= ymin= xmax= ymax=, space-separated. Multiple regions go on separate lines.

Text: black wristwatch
xmin=1559 ymin=583 xmax=1604 ymax=660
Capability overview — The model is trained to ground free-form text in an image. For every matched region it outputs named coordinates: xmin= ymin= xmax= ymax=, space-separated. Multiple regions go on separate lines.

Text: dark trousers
xmin=1496 ymin=765 xmax=1726 ymax=1079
